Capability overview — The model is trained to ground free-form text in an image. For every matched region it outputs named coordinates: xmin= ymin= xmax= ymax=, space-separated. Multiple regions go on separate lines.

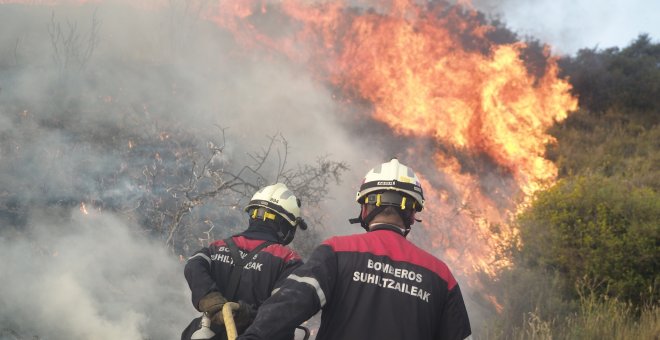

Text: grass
xmin=498 ymin=290 xmax=660 ymax=340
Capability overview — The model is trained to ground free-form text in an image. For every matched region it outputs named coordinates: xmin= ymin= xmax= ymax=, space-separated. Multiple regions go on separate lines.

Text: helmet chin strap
xmin=276 ymin=217 xmax=299 ymax=245
xmin=280 ymin=218 xmax=307 ymax=245
xmin=369 ymin=223 xmax=409 ymax=237
xmin=278 ymin=226 xmax=295 ymax=245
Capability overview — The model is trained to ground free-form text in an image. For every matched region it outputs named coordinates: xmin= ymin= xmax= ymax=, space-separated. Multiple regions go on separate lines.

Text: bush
xmin=516 ymin=174 xmax=659 ymax=306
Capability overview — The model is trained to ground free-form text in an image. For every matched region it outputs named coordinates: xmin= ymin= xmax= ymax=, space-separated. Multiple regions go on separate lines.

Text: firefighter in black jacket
xmin=238 ymin=159 xmax=472 ymax=340
xmin=181 ymin=183 xmax=308 ymax=340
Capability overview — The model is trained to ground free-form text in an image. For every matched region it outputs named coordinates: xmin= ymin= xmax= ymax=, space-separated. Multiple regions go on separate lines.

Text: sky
xmin=473 ymin=0 xmax=660 ymax=55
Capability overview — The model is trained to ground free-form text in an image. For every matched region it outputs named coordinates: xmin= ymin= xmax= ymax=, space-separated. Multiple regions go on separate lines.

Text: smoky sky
xmin=471 ymin=0 xmax=660 ymax=55
xmin=0 ymin=3 xmax=381 ymax=339
xmin=0 ymin=3 xmax=372 ymax=229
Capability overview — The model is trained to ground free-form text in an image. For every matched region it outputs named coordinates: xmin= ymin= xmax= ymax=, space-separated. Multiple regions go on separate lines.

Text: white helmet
xmin=356 ymin=158 xmax=424 ymax=211
xmin=349 ymin=159 xmax=424 ymax=236
xmin=244 ymin=183 xmax=304 ymax=228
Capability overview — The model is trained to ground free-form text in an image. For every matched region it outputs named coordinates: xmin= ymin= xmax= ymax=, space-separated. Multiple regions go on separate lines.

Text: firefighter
xmin=181 ymin=183 xmax=307 ymax=340
xmin=238 ymin=159 xmax=472 ymax=340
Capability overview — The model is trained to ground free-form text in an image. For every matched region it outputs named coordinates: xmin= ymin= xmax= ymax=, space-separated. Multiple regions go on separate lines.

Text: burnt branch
xmin=48 ymin=10 xmax=100 ymax=73
xmin=281 ymin=158 xmax=348 ymax=207
xmin=164 ymin=131 xmax=347 ymax=251
xmin=164 ymin=131 xmax=279 ymax=247
xmin=13 ymin=36 xmax=22 ymax=67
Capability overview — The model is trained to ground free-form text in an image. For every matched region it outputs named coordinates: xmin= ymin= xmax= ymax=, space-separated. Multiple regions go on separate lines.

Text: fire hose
xmin=223 ymin=303 xmax=311 ymax=340
xmin=191 ymin=303 xmax=311 ymax=340
xmin=222 ymin=302 xmax=240 ymax=340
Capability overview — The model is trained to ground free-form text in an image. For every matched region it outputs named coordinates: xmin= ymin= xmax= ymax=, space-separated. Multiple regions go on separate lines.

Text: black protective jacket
xmin=184 ymin=224 xmax=303 ymax=339
xmin=239 ymin=226 xmax=472 ymax=340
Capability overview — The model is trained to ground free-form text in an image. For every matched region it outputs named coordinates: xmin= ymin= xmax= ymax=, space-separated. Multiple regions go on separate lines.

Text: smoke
xmin=0 ymin=2 xmax=367 ymax=225
xmin=470 ymin=0 xmax=660 ymax=55
xmin=0 ymin=209 xmax=194 ymax=340
xmin=0 ymin=1 xmax=541 ymax=337
xmin=0 ymin=3 xmax=375 ymax=338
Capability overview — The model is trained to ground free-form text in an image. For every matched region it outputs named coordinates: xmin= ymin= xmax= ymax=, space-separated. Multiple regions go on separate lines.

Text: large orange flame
xmin=3 ymin=0 xmax=578 ymax=307
xmin=206 ymin=0 xmax=578 ymax=279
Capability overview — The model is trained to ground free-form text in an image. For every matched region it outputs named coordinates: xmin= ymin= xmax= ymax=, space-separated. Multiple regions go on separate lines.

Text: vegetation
xmin=546 ymin=110 xmax=660 ymax=189
xmin=558 ymin=34 xmax=660 ymax=115
xmin=517 ymin=175 xmax=658 ymax=305
xmin=505 ymin=288 xmax=659 ymax=340
xmin=488 ymin=35 xmax=660 ymax=339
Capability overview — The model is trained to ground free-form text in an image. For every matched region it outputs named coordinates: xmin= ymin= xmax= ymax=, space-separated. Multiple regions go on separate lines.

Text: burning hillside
xmin=203 ymin=0 xmax=578 ymax=279
xmin=0 ymin=0 xmax=577 ymax=338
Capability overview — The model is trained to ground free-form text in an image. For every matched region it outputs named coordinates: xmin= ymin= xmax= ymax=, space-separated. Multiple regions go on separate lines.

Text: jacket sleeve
xmin=436 ymin=284 xmax=472 ymax=340
xmin=238 ymin=244 xmax=337 ymax=340
xmin=184 ymin=247 xmax=219 ymax=310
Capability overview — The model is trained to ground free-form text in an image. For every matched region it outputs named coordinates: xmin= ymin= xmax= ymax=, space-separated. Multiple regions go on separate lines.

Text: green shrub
xmin=517 ymin=174 xmax=659 ymax=306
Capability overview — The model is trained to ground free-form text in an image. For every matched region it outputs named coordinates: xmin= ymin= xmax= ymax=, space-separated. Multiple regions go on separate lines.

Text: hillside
xmin=490 ymin=35 xmax=659 ymax=339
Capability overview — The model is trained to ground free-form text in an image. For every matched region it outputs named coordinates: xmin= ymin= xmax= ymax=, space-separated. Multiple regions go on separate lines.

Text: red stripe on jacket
xmin=210 ymin=236 xmax=301 ymax=262
xmin=324 ymin=229 xmax=457 ymax=290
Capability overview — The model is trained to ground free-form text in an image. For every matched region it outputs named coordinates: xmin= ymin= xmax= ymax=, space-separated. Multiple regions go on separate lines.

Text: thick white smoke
xmin=0 ymin=210 xmax=194 ymax=340
xmin=0 ymin=3 xmax=378 ymax=339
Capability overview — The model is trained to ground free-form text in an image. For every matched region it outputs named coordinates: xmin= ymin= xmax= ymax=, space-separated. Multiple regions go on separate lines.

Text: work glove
xmin=234 ymin=301 xmax=257 ymax=333
xmin=209 ymin=309 xmax=226 ymax=326
xmin=198 ymin=291 xmax=227 ymax=315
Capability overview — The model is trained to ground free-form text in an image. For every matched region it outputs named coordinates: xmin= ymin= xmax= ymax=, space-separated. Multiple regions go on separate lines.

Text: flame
xmin=4 ymin=0 xmax=579 ymax=310
xmin=80 ymin=201 xmax=89 ymax=215
xmin=206 ymin=0 xmax=577 ymax=280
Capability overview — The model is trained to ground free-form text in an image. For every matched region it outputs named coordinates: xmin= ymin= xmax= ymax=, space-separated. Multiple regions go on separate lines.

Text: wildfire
xmin=3 ymin=0 xmax=579 ymax=309
xmin=206 ymin=0 xmax=578 ymax=279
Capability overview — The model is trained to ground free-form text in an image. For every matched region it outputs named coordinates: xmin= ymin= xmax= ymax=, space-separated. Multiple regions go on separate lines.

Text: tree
xmin=559 ymin=34 xmax=660 ymax=118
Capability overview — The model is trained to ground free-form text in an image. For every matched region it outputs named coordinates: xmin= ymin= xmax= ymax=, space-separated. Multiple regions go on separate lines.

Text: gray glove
xmin=198 ymin=291 xmax=227 ymax=314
